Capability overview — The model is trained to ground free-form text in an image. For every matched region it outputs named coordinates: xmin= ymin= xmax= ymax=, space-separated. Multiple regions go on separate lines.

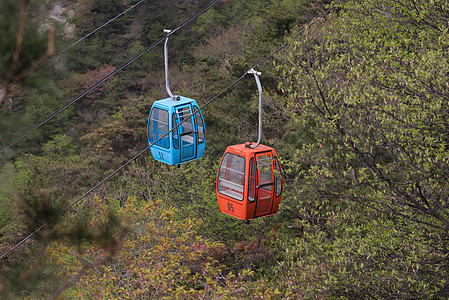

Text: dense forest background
xmin=0 ymin=0 xmax=448 ymax=298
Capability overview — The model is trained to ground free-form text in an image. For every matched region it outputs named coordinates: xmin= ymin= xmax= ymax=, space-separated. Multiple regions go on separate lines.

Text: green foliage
xmin=44 ymin=197 xmax=279 ymax=299
xmin=42 ymin=133 xmax=79 ymax=157
xmin=0 ymin=195 xmax=122 ymax=299
xmin=0 ymin=163 xmax=15 ymax=228
xmin=273 ymin=210 xmax=443 ymax=298
xmin=272 ymin=0 xmax=449 ymax=297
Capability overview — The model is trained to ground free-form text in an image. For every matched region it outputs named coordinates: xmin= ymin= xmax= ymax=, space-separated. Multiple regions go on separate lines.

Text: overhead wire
xmin=0 ymin=0 xmax=222 ymax=155
xmin=54 ymin=0 xmax=147 ymax=57
xmin=0 ymin=145 xmax=151 ymax=260
xmin=0 ymin=0 xmax=343 ymax=260
xmin=0 ymin=0 xmax=146 ymax=95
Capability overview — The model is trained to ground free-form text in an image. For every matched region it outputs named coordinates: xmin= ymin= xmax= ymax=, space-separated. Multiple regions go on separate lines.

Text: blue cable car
xmin=146 ymin=29 xmax=206 ymax=165
xmin=147 ymin=95 xmax=206 ymax=165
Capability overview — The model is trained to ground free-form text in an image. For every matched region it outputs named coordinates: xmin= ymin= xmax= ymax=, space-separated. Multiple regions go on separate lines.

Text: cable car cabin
xmin=147 ymin=96 xmax=206 ymax=165
xmin=216 ymin=143 xmax=282 ymax=220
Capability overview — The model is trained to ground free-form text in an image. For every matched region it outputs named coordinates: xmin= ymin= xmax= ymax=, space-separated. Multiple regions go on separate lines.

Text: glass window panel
xmin=178 ymin=108 xmax=193 ymax=133
xmin=149 ymin=107 xmax=169 ymax=148
xmin=274 ymin=157 xmax=282 ymax=196
xmin=248 ymin=158 xmax=255 ymax=201
xmin=172 ymin=113 xmax=178 ymax=149
xmin=194 ymin=107 xmax=205 ymax=143
xmin=178 ymin=107 xmax=195 ymax=159
xmin=217 ymin=153 xmax=246 ymax=201
xmin=257 ymin=154 xmax=272 ymax=191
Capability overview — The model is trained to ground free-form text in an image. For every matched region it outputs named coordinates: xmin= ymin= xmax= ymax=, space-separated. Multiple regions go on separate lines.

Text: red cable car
xmin=216 ymin=142 xmax=282 ymax=220
xmin=216 ymin=69 xmax=283 ymax=220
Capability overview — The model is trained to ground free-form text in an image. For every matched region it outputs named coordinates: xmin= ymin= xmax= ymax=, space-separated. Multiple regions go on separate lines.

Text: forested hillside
xmin=1 ymin=0 xmax=448 ymax=298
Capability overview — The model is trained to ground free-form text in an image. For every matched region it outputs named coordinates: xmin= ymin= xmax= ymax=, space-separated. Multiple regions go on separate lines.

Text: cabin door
xmin=254 ymin=152 xmax=274 ymax=217
xmin=175 ymin=104 xmax=196 ymax=162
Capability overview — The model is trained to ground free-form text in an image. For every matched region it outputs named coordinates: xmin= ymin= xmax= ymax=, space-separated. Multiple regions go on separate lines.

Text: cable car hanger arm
xmin=164 ymin=29 xmax=176 ymax=99
xmin=247 ymin=69 xmax=262 ymax=149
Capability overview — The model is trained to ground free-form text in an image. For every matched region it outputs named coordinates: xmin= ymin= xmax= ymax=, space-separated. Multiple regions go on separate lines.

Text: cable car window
xmin=217 ymin=153 xmax=245 ymax=201
xmin=274 ymin=156 xmax=282 ymax=196
xmin=172 ymin=113 xmax=179 ymax=149
xmin=177 ymin=107 xmax=195 ymax=159
xmin=194 ymin=106 xmax=205 ymax=143
xmin=257 ymin=154 xmax=273 ymax=191
xmin=149 ymin=107 xmax=169 ymax=148
xmin=248 ymin=158 xmax=255 ymax=202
